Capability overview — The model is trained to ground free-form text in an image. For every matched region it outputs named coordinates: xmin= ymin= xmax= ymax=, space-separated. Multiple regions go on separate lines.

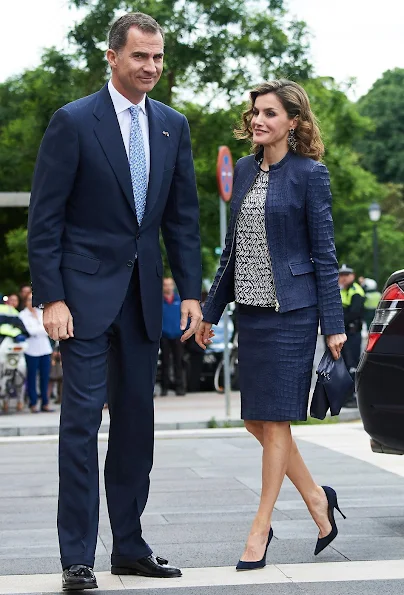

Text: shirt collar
xmin=108 ymin=80 xmax=147 ymax=116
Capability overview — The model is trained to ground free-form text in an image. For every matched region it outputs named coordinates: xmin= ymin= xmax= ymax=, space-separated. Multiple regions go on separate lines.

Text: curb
xmin=0 ymin=409 xmax=361 ymax=437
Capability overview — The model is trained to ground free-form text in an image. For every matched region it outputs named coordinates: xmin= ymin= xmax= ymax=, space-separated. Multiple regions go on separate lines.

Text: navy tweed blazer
xmin=202 ymin=150 xmax=344 ymax=336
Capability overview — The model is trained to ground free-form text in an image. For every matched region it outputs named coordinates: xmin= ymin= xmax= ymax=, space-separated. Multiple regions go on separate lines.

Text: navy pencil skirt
xmin=237 ymin=304 xmax=319 ymax=421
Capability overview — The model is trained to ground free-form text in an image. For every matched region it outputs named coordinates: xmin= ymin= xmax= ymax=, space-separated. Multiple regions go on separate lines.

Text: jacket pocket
xmin=61 ymin=252 xmax=101 ymax=274
xmin=289 ymin=260 xmax=315 ymax=276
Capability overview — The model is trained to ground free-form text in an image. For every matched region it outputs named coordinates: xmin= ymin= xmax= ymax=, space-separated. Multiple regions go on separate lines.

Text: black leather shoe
xmin=111 ymin=554 xmax=182 ymax=578
xmin=62 ymin=565 xmax=98 ymax=590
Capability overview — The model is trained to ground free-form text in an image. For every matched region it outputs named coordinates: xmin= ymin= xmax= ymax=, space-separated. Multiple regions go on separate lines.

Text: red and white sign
xmin=216 ymin=146 xmax=234 ymax=202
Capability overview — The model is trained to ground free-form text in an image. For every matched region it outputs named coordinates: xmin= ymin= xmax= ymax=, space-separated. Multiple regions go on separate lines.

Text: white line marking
xmin=1 ymin=560 xmax=404 ymax=593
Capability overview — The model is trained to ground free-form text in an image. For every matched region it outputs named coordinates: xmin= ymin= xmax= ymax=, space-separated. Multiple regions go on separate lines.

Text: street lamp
xmin=368 ymin=202 xmax=381 ymax=286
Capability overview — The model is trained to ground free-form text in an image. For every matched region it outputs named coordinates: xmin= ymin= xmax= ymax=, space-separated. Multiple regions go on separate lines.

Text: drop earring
xmin=288 ymin=128 xmax=297 ymax=152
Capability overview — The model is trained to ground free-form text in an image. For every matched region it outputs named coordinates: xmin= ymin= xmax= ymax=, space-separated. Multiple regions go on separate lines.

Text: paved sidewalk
xmin=1 ymin=423 xmax=404 ymax=594
xmin=0 ymin=391 xmax=360 ymax=436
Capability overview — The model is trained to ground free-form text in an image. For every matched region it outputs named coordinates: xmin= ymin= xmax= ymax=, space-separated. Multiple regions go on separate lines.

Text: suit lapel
xmin=93 ymin=85 xmax=137 ymax=219
xmin=143 ymin=98 xmax=169 ymax=222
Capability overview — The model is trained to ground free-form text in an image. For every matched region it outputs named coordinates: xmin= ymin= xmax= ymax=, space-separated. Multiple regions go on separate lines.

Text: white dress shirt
xmin=107 ymin=80 xmax=150 ymax=182
xmin=19 ymin=308 xmax=52 ymax=357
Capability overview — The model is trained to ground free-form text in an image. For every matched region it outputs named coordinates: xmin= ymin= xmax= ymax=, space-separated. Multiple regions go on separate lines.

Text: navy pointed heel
xmin=314 ymin=486 xmax=346 ymax=556
xmin=236 ymin=527 xmax=274 ymax=571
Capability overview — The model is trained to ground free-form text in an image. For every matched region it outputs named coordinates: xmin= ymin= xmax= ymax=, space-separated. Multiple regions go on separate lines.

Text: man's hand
xmin=180 ymin=299 xmax=203 ymax=342
xmin=326 ymin=333 xmax=347 ymax=360
xmin=43 ymin=301 xmax=74 ymax=341
xmin=195 ymin=321 xmax=215 ymax=350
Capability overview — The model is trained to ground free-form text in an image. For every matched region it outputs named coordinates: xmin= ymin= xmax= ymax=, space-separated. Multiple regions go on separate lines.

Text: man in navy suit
xmin=28 ymin=12 xmax=202 ymax=591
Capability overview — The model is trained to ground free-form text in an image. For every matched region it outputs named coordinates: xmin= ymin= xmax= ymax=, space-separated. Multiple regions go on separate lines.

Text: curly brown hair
xmin=234 ymin=79 xmax=324 ymax=161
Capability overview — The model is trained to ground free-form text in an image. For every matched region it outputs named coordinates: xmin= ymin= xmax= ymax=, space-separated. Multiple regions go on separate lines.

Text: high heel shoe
xmin=236 ymin=527 xmax=274 ymax=571
xmin=314 ymin=485 xmax=346 ymax=555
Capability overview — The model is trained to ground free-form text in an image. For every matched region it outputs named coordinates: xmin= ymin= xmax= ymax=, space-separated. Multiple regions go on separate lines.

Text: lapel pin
xmin=162 ymin=131 xmax=170 ymax=137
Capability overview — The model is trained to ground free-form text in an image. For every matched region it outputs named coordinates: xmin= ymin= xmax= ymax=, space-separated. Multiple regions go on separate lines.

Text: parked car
xmin=356 ymin=269 xmax=404 ymax=455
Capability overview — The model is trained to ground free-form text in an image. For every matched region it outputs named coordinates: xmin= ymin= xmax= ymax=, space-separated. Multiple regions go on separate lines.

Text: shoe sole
xmin=111 ymin=566 xmax=181 ymax=578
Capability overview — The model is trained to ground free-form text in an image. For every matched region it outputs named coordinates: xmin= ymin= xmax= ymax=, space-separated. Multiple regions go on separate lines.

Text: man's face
xmin=163 ymin=278 xmax=174 ymax=296
xmin=339 ymin=273 xmax=355 ymax=289
xmin=7 ymin=294 xmax=19 ymax=309
xmin=19 ymin=286 xmax=31 ymax=301
xmin=107 ymin=27 xmax=164 ymax=101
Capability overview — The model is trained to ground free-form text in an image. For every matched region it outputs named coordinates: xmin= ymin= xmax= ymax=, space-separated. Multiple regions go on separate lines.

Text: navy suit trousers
xmin=58 ymin=267 xmax=159 ymax=569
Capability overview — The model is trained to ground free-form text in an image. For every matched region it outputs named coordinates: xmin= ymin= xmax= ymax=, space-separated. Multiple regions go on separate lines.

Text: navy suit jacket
xmin=28 ymin=84 xmax=202 ymax=341
xmin=202 ymin=151 xmax=344 ymax=336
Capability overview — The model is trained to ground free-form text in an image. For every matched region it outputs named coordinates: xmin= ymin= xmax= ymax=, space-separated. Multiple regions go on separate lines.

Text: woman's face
xmin=251 ymin=92 xmax=296 ymax=148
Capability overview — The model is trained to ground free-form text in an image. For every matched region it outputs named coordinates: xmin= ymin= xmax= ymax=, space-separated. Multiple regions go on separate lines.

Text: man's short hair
xmin=108 ymin=12 xmax=164 ymax=52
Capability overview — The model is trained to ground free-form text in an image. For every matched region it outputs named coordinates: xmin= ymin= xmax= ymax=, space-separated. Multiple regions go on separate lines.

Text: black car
xmin=356 ymin=269 xmax=404 ymax=455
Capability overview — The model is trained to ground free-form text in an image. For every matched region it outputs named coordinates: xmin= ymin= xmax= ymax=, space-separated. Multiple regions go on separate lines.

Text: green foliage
xmin=0 ymin=49 xmax=87 ymax=192
xmin=0 ymin=49 xmax=86 ymax=292
xmin=356 ymin=68 xmax=404 ymax=184
xmin=5 ymin=227 xmax=29 ymax=274
xmin=301 ymin=78 xmax=400 ymax=283
xmin=68 ymin=0 xmax=312 ymax=103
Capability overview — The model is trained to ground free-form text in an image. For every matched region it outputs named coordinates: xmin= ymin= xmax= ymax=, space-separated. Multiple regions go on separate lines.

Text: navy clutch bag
xmin=310 ymin=350 xmax=354 ymax=420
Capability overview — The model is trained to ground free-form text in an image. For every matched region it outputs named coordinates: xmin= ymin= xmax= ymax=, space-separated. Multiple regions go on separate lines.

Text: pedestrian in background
xmin=19 ymin=292 xmax=53 ymax=413
xmin=5 ymin=293 xmax=20 ymax=310
xmin=184 ymin=290 xmax=208 ymax=392
xmin=197 ymin=79 xmax=346 ymax=569
xmin=160 ymin=277 xmax=185 ymax=396
xmin=18 ymin=284 xmax=32 ymax=311
xmin=339 ymin=264 xmax=365 ymax=407
xmin=48 ymin=344 xmax=63 ymax=404
xmin=359 ymin=277 xmax=381 ymax=329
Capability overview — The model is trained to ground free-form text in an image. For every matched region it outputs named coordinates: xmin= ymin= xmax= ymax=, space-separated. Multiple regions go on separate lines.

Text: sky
xmin=0 ymin=0 xmax=403 ymax=101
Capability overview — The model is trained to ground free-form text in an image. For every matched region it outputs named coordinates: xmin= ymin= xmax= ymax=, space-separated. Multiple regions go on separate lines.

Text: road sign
xmin=216 ymin=146 xmax=234 ymax=202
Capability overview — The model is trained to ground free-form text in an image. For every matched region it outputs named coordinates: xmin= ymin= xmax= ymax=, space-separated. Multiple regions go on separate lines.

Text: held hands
xmin=43 ymin=301 xmax=74 ymax=341
xmin=195 ymin=321 xmax=215 ymax=350
xmin=326 ymin=333 xmax=347 ymax=360
xmin=180 ymin=299 xmax=203 ymax=342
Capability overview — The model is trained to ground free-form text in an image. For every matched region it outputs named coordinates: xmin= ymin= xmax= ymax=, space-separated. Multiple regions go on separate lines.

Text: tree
xmin=0 ymin=49 xmax=86 ymax=292
xmin=356 ymin=68 xmax=404 ymax=184
xmin=301 ymin=78 xmax=404 ymax=283
xmin=68 ymin=0 xmax=312 ymax=104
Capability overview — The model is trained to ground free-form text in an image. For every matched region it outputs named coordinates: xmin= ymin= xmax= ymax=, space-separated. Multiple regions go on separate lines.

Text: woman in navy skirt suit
xmin=196 ymin=80 xmax=347 ymax=569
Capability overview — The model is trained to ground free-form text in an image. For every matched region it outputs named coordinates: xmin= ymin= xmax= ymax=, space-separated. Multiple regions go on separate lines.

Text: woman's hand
xmin=326 ymin=333 xmax=347 ymax=360
xmin=195 ymin=321 xmax=215 ymax=350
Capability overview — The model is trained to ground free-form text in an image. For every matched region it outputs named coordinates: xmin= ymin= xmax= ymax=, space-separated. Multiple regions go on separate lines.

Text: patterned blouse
xmin=234 ymin=170 xmax=278 ymax=307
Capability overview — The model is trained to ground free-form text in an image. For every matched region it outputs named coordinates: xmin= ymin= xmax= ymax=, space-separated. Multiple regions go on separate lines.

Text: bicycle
xmin=0 ymin=337 xmax=27 ymax=413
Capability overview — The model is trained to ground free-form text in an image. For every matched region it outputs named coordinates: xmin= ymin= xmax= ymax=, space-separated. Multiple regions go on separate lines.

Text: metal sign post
xmin=216 ymin=146 xmax=234 ymax=420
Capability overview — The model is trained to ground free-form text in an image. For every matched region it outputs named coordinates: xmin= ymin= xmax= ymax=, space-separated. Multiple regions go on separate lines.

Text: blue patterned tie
xmin=129 ymin=105 xmax=147 ymax=225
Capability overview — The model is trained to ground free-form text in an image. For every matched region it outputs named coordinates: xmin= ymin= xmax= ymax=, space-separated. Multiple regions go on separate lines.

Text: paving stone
xmin=273 ymin=518 xmax=397 ymax=539
xmin=148 ymin=477 xmax=245 ymax=493
xmin=0 ymin=554 xmax=111 ymax=576
xmin=91 ymin=587 xmax=304 ymax=595
xmin=331 ymin=537 xmax=404 ymax=561
xmin=376 ymin=519 xmax=404 ymax=536
xmin=146 ymin=488 xmax=260 ymax=511
xmin=300 ymin=580 xmax=404 ymax=595
xmin=282 ymin=506 xmax=404 ymax=521
xmin=150 ymin=468 xmax=199 ymax=480
xmin=100 ymin=520 xmax=261 ymax=550
xmin=162 ymin=509 xmax=290 ymax=524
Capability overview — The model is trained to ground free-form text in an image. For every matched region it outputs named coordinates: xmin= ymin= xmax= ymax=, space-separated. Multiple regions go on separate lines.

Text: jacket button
xmin=127 ymin=260 xmax=134 ymax=267
xmin=136 ymin=233 xmax=141 ymax=240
